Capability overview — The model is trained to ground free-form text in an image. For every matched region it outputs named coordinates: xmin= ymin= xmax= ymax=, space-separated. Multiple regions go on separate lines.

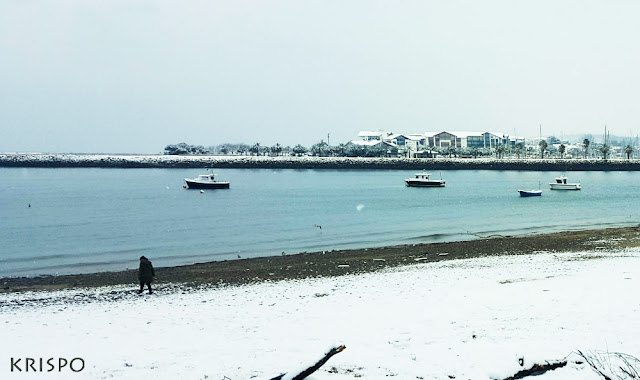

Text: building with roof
xmin=383 ymin=133 xmax=410 ymax=147
xmin=357 ymin=131 xmax=384 ymax=141
xmin=353 ymin=130 xmax=524 ymax=155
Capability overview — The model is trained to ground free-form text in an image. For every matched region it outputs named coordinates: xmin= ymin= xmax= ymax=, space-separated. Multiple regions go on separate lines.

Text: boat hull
xmin=518 ymin=190 xmax=542 ymax=197
xmin=405 ymin=180 xmax=445 ymax=187
xmin=549 ymin=183 xmax=580 ymax=190
xmin=185 ymin=181 xmax=230 ymax=189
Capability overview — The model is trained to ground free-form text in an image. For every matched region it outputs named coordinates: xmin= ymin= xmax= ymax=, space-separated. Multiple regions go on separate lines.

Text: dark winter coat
xmin=138 ymin=258 xmax=155 ymax=283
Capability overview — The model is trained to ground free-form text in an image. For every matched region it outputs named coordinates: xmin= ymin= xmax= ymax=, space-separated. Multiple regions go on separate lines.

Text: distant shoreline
xmin=3 ymin=225 xmax=640 ymax=294
xmin=2 ymin=153 xmax=640 ymax=170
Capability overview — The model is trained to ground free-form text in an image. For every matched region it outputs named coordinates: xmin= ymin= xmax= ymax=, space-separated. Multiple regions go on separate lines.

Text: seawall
xmin=2 ymin=153 xmax=640 ymax=171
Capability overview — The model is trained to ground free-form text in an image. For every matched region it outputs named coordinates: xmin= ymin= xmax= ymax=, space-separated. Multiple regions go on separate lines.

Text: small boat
xmin=518 ymin=190 xmax=542 ymax=197
xmin=405 ymin=172 xmax=445 ymax=187
xmin=518 ymin=181 xmax=542 ymax=197
xmin=549 ymin=175 xmax=580 ymax=190
xmin=184 ymin=173 xmax=230 ymax=189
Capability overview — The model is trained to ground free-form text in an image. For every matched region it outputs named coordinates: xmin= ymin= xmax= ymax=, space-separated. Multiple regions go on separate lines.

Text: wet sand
xmin=3 ymin=226 xmax=640 ymax=294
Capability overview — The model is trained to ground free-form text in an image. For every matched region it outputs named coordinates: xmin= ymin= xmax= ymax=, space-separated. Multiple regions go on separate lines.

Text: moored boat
xmin=549 ymin=176 xmax=580 ymax=190
xmin=405 ymin=172 xmax=445 ymax=187
xmin=518 ymin=190 xmax=542 ymax=197
xmin=184 ymin=174 xmax=230 ymax=189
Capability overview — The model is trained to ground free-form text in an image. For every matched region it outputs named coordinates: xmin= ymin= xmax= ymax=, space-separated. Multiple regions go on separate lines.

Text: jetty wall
xmin=2 ymin=154 xmax=640 ymax=171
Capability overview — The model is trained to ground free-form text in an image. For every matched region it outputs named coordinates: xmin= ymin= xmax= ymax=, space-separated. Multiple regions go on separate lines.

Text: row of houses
xmin=352 ymin=131 xmax=525 ymax=150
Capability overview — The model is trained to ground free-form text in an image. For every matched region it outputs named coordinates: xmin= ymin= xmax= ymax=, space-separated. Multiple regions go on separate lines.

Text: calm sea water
xmin=1 ymin=168 xmax=638 ymax=277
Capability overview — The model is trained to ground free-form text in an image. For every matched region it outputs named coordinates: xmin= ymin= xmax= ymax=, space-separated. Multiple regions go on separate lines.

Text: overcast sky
xmin=1 ymin=1 xmax=639 ymax=153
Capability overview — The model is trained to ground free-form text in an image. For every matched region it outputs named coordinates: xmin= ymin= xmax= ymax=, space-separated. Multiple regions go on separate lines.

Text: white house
xmin=383 ymin=133 xmax=410 ymax=147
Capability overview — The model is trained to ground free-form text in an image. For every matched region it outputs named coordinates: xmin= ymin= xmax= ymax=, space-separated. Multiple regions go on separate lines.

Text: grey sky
xmin=1 ymin=0 xmax=639 ymax=153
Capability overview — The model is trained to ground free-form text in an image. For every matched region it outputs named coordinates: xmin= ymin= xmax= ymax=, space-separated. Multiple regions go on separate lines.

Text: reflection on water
xmin=1 ymin=168 xmax=638 ymax=276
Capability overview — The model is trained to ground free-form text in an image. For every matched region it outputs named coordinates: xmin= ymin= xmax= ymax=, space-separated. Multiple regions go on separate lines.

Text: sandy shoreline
xmin=3 ymin=225 xmax=640 ymax=294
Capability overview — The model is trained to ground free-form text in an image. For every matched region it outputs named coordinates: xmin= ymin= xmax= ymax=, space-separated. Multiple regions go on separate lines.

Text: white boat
xmin=184 ymin=174 xmax=230 ymax=189
xmin=549 ymin=175 xmax=580 ymax=190
xmin=405 ymin=172 xmax=445 ymax=187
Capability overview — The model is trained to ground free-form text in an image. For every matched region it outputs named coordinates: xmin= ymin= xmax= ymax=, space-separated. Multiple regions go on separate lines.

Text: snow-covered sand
xmin=2 ymin=249 xmax=640 ymax=379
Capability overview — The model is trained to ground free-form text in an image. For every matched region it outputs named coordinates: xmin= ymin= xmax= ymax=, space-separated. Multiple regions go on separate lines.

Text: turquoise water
xmin=0 ymin=168 xmax=638 ymax=277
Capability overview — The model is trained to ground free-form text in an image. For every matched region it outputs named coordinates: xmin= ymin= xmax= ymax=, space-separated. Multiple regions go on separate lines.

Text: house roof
xmin=358 ymin=131 xmax=383 ymax=137
xmin=348 ymin=140 xmax=398 ymax=147
xmin=385 ymin=133 xmax=408 ymax=140
xmin=433 ymin=131 xmax=458 ymax=137
xmin=355 ymin=130 xmax=519 ymax=141
xmin=448 ymin=131 xmax=484 ymax=138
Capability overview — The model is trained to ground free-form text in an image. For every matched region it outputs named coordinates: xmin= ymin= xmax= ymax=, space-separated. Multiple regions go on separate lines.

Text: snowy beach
xmin=3 ymin=247 xmax=640 ymax=379
xmin=5 ymin=0 xmax=640 ymax=378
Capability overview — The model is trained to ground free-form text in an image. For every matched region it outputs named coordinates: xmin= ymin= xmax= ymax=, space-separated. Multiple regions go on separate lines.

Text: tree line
xmin=165 ymin=137 xmax=637 ymax=160
xmin=164 ymin=141 xmax=394 ymax=157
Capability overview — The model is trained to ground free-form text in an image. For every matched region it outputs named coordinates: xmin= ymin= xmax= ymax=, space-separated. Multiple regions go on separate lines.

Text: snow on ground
xmin=2 ymin=249 xmax=640 ymax=380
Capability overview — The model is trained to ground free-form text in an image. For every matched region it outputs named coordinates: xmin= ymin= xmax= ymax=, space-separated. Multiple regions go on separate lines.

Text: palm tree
xmin=538 ymin=140 xmax=548 ymax=159
xmin=625 ymin=145 xmax=634 ymax=159
xmin=250 ymin=143 xmax=260 ymax=156
xmin=292 ymin=144 xmax=308 ymax=156
xmin=311 ymin=140 xmax=328 ymax=156
xmin=515 ymin=142 xmax=524 ymax=159
xmin=237 ymin=144 xmax=250 ymax=156
xmin=558 ymin=144 xmax=566 ymax=159
xmin=495 ymin=144 xmax=505 ymax=159
xmin=271 ymin=143 xmax=282 ymax=156
xmin=600 ymin=144 xmax=610 ymax=160
xmin=338 ymin=143 xmax=346 ymax=157
xmin=583 ymin=138 xmax=590 ymax=158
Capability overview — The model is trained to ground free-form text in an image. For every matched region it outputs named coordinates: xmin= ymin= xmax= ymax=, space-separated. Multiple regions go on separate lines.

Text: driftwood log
xmin=270 ymin=345 xmax=346 ymax=380
xmin=501 ymin=360 xmax=567 ymax=379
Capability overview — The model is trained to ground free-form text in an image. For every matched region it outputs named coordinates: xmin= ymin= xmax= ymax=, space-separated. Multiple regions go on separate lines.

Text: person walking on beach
xmin=138 ymin=256 xmax=155 ymax=294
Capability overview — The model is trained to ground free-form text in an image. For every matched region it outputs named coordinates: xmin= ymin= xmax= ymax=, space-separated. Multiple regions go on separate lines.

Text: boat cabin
xmin=197 ymin=174 xmax=217 ymax=181
xmin=555 ymin=176 xmax=568 ymax=184
xmin=414 ymin=173 xmax=432 ymax=179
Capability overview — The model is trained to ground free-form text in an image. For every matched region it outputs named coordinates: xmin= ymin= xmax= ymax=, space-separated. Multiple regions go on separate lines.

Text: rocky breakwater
xmin=2 ymin=153 xmax=640 ymax=170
